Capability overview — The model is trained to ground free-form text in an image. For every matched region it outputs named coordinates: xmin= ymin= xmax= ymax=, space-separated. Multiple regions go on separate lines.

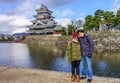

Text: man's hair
xmin=77 ymin=29 xmax=84 ymax=33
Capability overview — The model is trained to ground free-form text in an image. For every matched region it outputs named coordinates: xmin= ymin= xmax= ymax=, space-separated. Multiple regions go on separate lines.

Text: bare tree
xmin=70 ymin=19 xmax=84 ymax=33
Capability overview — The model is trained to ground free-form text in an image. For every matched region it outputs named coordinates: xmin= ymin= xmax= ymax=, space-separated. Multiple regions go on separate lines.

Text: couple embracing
xmin=67 ymin=29 xmax=94 ymax=82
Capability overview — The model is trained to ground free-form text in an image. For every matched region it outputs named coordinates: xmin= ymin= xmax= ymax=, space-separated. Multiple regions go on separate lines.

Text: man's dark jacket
xmin=78 ymin=35 xmax=94 ymax=56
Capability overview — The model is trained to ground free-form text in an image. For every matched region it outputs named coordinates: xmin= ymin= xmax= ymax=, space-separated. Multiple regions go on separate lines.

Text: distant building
xmin=28 ymin=4 xmax=61 ymax=35
xmin=0 ymin=36 xmax=2 ymax=40
xmin=53 ymin=25 xmax=62 ymax=36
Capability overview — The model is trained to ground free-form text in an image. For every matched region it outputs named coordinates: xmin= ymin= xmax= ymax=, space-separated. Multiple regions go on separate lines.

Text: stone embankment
xmin=24 ymin=30 xmax=120 ymax=52
xmin=88 ymin=30 xmax=120 ymax=52
xmin=0 ymin=66 xmax=120 ymax=83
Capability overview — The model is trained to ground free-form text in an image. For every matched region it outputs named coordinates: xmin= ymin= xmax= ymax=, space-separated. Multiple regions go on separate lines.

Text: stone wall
xmin=88 ymin=30 xmax=120 ymax=52
xmin=23 ymin=35 xmax=56 ymax=45
xmin=24 ymin=35 xmax=71 ymax=46
xmin=24 ymin=31 xmax=120 ymax=52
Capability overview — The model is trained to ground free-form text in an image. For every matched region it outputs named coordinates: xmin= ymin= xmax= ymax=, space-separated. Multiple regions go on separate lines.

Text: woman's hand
xmin=68 ymin=41 xmax=72 ymax=45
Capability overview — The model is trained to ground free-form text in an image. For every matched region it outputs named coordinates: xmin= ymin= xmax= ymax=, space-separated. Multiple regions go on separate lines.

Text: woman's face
xmin=72 ymin=37 xmax=78 ymax=42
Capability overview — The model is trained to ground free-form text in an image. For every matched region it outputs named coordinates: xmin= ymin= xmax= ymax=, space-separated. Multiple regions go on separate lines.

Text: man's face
xmin=78 ymin=32 xmax=84 ymax=37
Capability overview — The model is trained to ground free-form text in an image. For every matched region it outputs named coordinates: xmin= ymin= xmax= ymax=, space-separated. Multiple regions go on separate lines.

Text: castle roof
xmin=35 ymin=4 xmax=52 ymax=13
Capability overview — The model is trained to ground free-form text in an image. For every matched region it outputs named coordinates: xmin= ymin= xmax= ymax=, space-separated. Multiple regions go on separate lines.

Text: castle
xmin=28 ymin=4 xmax=61 ymax=35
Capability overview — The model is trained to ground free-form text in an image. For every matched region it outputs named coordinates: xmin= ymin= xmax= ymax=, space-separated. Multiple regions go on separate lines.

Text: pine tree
xmin=116 ymin=9 xmax=120 ymax=28
xmin=61 ymin=27 xmax=67 ymax=35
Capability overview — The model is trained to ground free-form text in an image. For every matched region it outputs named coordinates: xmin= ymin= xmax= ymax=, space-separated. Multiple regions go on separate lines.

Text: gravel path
xmin=0 ymin=66 xmax=120 ymax=83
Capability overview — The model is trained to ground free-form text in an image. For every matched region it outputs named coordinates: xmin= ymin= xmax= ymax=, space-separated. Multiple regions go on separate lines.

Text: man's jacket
xmin=78 ymin=35 xmax=94 ymax=56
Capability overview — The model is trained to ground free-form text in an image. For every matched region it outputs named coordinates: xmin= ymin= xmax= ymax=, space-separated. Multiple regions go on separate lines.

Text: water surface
xmin=0 ymin=43 xmax=120 ymax=78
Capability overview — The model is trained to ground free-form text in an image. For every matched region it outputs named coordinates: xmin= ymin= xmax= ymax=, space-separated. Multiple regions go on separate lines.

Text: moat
xmin=0 ymin=43 xmax=120 ymax=78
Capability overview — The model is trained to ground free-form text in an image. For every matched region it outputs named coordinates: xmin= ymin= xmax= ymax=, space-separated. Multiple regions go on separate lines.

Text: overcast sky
xmin=0 ymin=0 xmax=120 ymax=34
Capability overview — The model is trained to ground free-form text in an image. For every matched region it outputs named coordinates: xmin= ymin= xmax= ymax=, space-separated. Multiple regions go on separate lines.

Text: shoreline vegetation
xmin=0 ymin=66 xmax=120 ymax=83
xmin=24 ymin=30 xmax=120 ymax=52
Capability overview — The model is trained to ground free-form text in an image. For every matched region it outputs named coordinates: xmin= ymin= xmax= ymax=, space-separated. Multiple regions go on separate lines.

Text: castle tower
xmin=28 ymin=4 xmax=57 ymax=35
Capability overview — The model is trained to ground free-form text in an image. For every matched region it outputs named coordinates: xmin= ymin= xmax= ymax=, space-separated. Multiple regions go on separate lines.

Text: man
xmin=77 ymin=29 xmax=94 ymax=82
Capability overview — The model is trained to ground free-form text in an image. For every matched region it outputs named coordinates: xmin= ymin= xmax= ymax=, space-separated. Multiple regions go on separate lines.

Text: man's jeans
xmin=80 ymin=55 xmax=93 ymax=79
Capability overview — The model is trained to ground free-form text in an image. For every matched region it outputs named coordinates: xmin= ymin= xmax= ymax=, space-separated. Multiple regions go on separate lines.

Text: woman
xmin=67 ymin=33 xmax=81 ymax=82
